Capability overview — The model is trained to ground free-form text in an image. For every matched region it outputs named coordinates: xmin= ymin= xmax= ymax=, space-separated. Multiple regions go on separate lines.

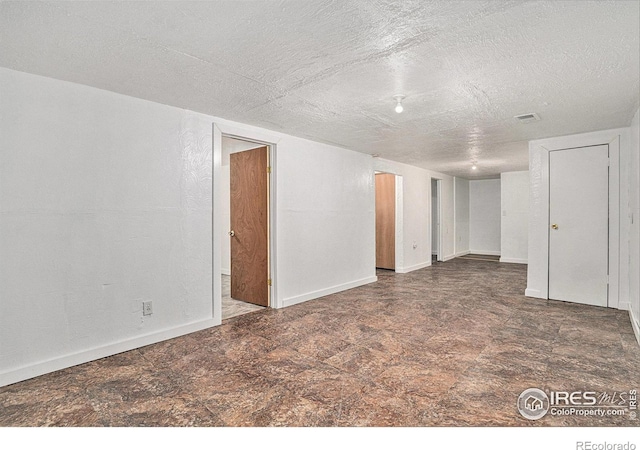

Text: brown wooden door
xmin=375 ymin=173 xmax=395 ymax=269
xmin=230 ymin=146 xmax=269 ymax=306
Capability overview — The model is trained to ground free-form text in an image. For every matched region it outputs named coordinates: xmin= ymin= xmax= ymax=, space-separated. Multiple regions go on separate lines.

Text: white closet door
xmin=548 ymin=145 xmax=609 ymax=307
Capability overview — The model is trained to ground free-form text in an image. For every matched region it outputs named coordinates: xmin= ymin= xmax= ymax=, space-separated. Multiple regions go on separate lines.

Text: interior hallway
xmin=1 ymin=259 xmax=638 ymax=426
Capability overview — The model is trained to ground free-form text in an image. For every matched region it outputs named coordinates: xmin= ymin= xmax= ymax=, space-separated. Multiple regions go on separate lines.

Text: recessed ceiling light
xmin=471 ymin=165 xmax=477 ymax=170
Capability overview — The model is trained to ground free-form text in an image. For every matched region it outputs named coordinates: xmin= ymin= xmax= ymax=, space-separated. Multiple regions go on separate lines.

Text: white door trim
xmin=212 ymin=124 xmax=223 ymax=324
xmin=526 ymin=129 xmax=622 ymax=309
xmin=395 ymin=175 xmax=404 ymax=272
xmin=213 ymin=123 xmax=280 ymax=313
xmin=431 ymin=178 xmax=443 ymax=262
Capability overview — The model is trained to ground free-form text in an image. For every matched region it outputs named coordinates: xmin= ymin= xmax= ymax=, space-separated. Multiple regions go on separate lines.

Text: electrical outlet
xmin=142 ymin=301 xmax=153 ymax=316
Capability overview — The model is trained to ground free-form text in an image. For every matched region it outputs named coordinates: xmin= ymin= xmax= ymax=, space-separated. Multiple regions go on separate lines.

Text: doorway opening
xmin=221 ymin=135 xmax=271 ymax=320
xmin=431 ymin=178 xmax=442 ymax=263
xmin=375 ymin=172 xmax=399 ymax=272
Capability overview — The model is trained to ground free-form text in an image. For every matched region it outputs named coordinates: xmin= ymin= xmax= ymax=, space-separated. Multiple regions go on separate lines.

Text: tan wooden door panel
xmin=375 ymin=173 xmax=395 ymax=270
xmin=230 ymin=146 xmax=269 ymax=307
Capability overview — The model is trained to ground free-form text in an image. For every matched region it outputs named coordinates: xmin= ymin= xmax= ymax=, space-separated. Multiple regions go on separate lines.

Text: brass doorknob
xmin=551 ymin=224 xmax=558 ymax=230
xmin=229 ymin=230 xmax=235 ymax=237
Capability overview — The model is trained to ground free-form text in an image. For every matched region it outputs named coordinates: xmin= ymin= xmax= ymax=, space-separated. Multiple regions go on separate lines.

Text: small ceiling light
xmin=471 ymin=165 xmax=477 ymax=170
xmin=393 ymin=95 xmax=405 ymax=113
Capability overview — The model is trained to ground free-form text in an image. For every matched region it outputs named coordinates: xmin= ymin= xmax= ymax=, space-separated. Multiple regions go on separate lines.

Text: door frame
xmin=213 ymin=123 xmax=279 ymax=325
xmin=374 ymin=171 xmax=403 ymax=272
xmin=548 ymin=145 xmax=610 ymax=306
xmin=525 ymin=130 xmax=621 ymax=309
xmin=431 ymin=177 xmax=443 ymax=262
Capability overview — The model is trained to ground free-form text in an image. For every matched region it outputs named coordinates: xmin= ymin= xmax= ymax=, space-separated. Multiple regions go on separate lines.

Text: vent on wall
xmin=514 ymin=112 xmax=540 ymax=123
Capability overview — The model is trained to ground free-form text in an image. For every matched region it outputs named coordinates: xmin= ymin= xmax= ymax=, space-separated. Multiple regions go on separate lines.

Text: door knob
xmin=551 ymin=224 xmax=558 ymax=230
xmin=229 ymin=230 xmax=235 ymax=237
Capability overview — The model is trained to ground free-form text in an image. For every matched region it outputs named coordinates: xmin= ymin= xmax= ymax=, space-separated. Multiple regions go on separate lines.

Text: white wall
xmin=275 ymin=137 xmax=376 ymax=306
xmin=500 ymin=171 xmax=529 ymax=264
xmin=0 ymin=68 xmax=214 ymax=386
xmin=0 ymin=67 xmax=379 ymax=386
xmin=469 ymin=179 xmax=501 ymax=255
xmin=629 ymin=108 xmax=640 ymax=339
xmin=454 ymin=177 xmax=470 ymax=256
xmin=373 ymin=159 xmax=456 ymax=270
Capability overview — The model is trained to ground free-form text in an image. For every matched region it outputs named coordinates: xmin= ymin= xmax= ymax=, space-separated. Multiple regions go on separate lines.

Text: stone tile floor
xmin=1 ymin=259 xmax=638 ymax=426
xmin=222 ymin=275 xmax=264 ymax=320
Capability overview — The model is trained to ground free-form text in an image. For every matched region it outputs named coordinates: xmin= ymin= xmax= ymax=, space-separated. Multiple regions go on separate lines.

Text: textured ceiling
xmin=1 ymin=1 xmax=638 ymax=179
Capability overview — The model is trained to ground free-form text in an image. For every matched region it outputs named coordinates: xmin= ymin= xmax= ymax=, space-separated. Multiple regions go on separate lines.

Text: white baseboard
xmin=221 ymin=268 xmax=230 ymax=276
xmin=0 ymin=318 xmax=218 ymax=388
xmin=455 ymin=251 xmax=470 ymax=257
xmin=499 ymin=257 xmax=528 ymax=264
xmin=396 ymin=261 xmax=431 ymax=273
xmin=443 ymin=254 xmax=456 ymax=262
xmin=282 ymin=276 xmax=378 ymax=308
xmin=469 ymin=250 xmax=501 ymax=256
xmin=525 ymin=288 xmax=545 ymax=299
xmin=618 ymin=301 xmax=630 ymax=312
xmin=630 ymin=308 xmax=640 ymax=347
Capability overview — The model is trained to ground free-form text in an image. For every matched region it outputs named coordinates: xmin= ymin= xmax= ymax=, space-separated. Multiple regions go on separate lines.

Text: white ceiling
xmin=1 ymin=1 xmax=638 ymax=179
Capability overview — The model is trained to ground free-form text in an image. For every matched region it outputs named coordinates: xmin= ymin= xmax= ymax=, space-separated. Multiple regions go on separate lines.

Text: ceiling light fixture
xmin=393 ymin=95 xmax=405 ymax=113
xmin=471 ymin=165 xmax=477 ymax=170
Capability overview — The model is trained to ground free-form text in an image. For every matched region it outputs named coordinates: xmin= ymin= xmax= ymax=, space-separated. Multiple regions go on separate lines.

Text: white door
xmin=548 ymin=145 xmax=609 ymax=307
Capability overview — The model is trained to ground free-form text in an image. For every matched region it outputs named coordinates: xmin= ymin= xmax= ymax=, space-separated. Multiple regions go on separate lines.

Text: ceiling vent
xmin=514 ymin=112 xmax=540 ymax=123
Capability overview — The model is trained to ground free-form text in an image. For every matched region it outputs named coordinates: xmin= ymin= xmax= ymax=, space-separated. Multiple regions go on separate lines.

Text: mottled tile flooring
xmin=1 ymin=259 xmax=639 ymax=427
xmin=222 ymin=275 xmax=265 ymax=320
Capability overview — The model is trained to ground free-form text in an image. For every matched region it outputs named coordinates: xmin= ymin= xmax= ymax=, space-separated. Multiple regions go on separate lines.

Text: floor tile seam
xmin=448 ymin=337 xmax=495 ymax=389
xmin=195 ymin=398 xmax=230 ymax=425
xmin=83 ymin=385 xmax=123 ymax=427
xmin=271 ymin=376 xmax=379 ymax=422
xmin=170 ymin=368 xmax=282 ymax=425
xmin=242 ymin=339 xmax=371 ymax=387
xmin=320 ymin=357 xmax=392 ymax=387
xmin=135 ymin=347 xmax=175 ymax=374
xmin=144 ymin=358 xmax=249 ymax=421
xmin=282 ymin=344 xmax=398 ymax=394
